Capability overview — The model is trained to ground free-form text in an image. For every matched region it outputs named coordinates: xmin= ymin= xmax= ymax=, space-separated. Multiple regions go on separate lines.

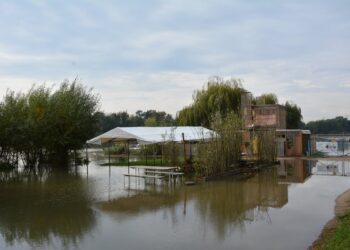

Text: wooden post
xmin=108 ymin=144 xmax=111 ymax=167
xmin=153 ymin=144 xmax=156 ymax=166
xmin=16 ymin=152 xmax=19 ymax=169
xmin=145 ymin=145 xmax=148 ymax=165
xmin=127 ymin=140 xmax=130 ymax=174
xmin=85 ymin=144 xmax=89 ymax=164
xmin=189 ymin=142 xmax=192 ymax=159
xmin=182 ymin=132 xmax=186 ymax=167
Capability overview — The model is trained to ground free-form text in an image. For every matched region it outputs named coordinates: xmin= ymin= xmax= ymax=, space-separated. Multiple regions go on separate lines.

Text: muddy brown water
xmin=0 ymin=157 xmax=349 ymax=250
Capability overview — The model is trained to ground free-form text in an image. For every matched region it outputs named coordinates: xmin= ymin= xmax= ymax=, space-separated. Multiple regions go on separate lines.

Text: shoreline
xmin=278 ymin=156 xmax=350 ymax=161
xmin=310 ymin=189 xmax=350 ymax=249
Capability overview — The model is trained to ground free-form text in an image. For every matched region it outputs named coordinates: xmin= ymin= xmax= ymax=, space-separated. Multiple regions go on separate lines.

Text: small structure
xmin=276 ymin=129 xmax=311 ymax=157
xmin=311 ymin=134 xmax=350 ymax=156
xmin=87 ymin=126 xmax=213 ymax=145
xmin=252 ymin=105 xmax=286 ymax=129
xmin=241 ymin=91 xmax=286 ymax=130
xmin=86 ymin=126 xmax=214 ymax=172
xmin=241 ymin=92 xmax=311 ymax=157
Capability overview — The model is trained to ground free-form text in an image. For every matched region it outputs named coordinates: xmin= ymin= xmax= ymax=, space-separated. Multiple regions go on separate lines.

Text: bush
xmin=0 ymin=79 xmax=99 ymax=168
xmin=194 ymin=112 xmax=243 ymax=177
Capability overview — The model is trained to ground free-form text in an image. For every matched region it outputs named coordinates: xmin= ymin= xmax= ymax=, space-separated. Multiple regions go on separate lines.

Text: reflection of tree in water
xmin=0 ymin=168 xmax=96 ymax=248
xmin=97 ymin=186 xmax=183 ymax=225
xmin=98 ymin=168 xmax=288 ymax=241
xmin=189 ymin=168 xmax=288 ymax=239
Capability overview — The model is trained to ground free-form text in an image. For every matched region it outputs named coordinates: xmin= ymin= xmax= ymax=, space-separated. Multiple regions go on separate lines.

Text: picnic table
xmin=124 ymin=166 xmax=183 ymax=184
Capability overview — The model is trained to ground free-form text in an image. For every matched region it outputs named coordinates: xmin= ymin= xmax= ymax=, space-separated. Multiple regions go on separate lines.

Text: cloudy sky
xmin=0 ymin=0 xmax=349 ymax=122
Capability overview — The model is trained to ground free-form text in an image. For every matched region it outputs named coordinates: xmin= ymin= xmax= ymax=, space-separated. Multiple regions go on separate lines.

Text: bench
xmin=124 ymin=174 xmax=164 ymax=179
xmin=144 ymin=170 xmax=184 ymax=176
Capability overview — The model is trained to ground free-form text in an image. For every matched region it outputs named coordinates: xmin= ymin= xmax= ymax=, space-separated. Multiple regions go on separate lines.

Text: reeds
xmin=161 ymin=128 xmax=181 ymax=166
xmin=254 ymin=128 xmax=276 ymax=163
xmin=194 ymin=113 xmax=243 ymax=177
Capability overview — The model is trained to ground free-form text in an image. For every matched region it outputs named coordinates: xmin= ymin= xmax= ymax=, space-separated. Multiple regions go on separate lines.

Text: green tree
xmin=0 ymin=91 xmax=27 ymax=167
xmin=285 ymin=101 xmax=303 ymax=129
xmin=305 ymin=116 xmax=350 ymax=134
xmin=144 ymin=117 xmax=157 ymax=126
xmin=177 ymin=76 xmax=245 ymax=127
xmin=46 ymin=80 xmax=99 ymax=163
xmin=95 ymin=110 xmax=175 ymax=135
xmin=254 ymin=93 xmax=278 ymax=105
xmin=0 ymin=79 xmax=100 ymax=168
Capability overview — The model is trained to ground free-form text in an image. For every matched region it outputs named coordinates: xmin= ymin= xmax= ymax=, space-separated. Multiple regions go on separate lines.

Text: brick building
xmin=241 ymin=92 xmax=311 ymax=157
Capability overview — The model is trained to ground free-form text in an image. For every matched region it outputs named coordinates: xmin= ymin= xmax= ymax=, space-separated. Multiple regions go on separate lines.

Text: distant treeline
xmin=304 ymin=116 xmax=350 ymax=134
xmin=95 ymin=110 xmax=175 ymax=135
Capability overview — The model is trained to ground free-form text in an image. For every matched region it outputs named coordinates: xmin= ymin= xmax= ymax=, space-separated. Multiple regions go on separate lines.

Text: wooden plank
xmin=124 ymin=174 xmax=164 ymax=179
xmin=130 ymin=166 xmax=178 ymax=171
xmin=145 ymin=171 xmax=184 ymax=175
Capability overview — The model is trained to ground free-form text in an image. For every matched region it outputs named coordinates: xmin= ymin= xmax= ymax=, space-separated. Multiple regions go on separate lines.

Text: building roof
xmin=252 ymin=104 xmax=286 ymax=109
xmin=87 ymin=126 xmax=214 ymax=145
xmin=276 ymin=129 xmax=311 ymax=134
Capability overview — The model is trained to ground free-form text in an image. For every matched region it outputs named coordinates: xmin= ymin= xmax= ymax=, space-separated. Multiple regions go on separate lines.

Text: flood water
xmin=0 ymin=157 xmax=349 ymax=250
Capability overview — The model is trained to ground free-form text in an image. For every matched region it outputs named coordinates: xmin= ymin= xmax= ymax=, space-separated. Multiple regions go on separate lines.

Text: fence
xmin=311 ymin=134 xmax=350 ymax=156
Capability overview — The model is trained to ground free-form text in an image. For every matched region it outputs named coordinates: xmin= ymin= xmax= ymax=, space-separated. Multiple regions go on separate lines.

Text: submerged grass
xmin=320 ymin=213 xmax=350 ymax=250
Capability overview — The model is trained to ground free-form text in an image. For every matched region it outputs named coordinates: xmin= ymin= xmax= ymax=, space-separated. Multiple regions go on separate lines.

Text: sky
xmin=0 ymin=0 xmax=349 ymax=122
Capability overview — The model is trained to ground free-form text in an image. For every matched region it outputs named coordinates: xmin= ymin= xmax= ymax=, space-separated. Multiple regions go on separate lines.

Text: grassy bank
xmin=312 ymin=189 xmax=350 ymax=250
xmin=319 ymin=213 xmax=350 ymax=250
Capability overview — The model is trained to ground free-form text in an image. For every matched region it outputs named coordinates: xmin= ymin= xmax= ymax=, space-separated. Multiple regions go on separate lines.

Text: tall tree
xmin=47 ymin=80 xmax=100 ymax=163
xmin=0 ymin=79 xmax=100 ymax=168
xmin=177 ymin=76 xmax=245 ymax=127
xmin=285 ymin=101 xmax=303 ymax=129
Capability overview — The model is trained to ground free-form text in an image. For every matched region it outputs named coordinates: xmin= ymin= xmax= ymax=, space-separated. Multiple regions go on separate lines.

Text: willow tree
xmin=177 ymin=76 xmax=245 ymax=128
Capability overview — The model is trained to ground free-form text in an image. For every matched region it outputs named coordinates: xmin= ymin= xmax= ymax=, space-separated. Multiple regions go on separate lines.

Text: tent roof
xmin=87 ymin=126 xmax=214 ymax=145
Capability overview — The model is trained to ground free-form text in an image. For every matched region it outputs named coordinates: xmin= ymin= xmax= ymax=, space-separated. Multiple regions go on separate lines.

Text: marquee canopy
xmin=86 ymin=126 xmax=214 ymax=146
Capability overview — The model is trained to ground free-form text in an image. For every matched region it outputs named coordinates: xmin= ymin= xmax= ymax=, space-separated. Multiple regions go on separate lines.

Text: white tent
xmin=86 ymin=126 xmax=214 ymax=146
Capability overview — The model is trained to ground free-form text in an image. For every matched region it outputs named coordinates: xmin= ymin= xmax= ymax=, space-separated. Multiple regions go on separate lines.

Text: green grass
xmin=321 ymin=214 xmax=350 ymax=250
xmin=309 ymin=150 xmax=326 ymax=158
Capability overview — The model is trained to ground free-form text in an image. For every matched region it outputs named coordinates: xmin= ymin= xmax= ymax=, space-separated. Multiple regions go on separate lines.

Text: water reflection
xmin=98 ymin=168 xmax=288 ymax=239
xmin=1 ymin=158 xmax=350 ymax=250
xmin=312 ymin=160 xmax=350 ymax=176
xmin=278 ymin=159 xmax=312 ymax=183
xmin=0 ymin=168 xmax=96 ymax=248
xmin=98 ymin=188 xmax=182 ymax=220
xmin=191 ymin=169 xmax=288 ymax=239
